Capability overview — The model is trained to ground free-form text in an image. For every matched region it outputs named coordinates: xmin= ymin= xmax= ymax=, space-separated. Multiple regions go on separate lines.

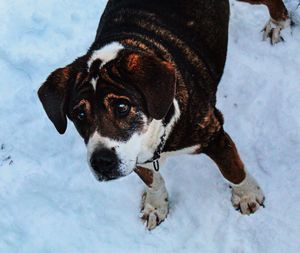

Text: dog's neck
xmin=137 ymin=99 xmax=181 ymax=165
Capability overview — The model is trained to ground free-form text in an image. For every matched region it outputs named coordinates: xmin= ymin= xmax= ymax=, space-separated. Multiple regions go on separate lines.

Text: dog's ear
xmin=118 ymin=52 xmax=176 ymax=120
xmin=38 ymin=56 xmax=87 ymax=134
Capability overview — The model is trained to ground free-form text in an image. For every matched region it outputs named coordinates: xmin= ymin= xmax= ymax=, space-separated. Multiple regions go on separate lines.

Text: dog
xmin=38 ymin=0 xmax=290 ymax=230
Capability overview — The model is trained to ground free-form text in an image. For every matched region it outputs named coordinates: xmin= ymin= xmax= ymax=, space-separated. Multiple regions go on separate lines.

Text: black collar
xmin=144 ymin=122 xmax=167 ymax=171
xmin=142 ymin=103 xmax=175 ymax=171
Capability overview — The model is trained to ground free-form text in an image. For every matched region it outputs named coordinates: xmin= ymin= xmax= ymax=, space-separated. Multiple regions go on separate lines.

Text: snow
xmin=0 ymin=0 xmax=300 ymax=252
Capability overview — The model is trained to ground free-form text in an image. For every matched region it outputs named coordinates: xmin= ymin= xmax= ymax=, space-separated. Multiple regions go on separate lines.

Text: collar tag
xmin=153 ymin=160 xmax=160 ymax=172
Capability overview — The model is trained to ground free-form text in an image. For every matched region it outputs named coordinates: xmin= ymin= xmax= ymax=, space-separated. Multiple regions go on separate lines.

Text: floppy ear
xmin=119 ymin=52 xmax=176 ymax=120
xmin=38 ymin=56 xmax=87 ymax=134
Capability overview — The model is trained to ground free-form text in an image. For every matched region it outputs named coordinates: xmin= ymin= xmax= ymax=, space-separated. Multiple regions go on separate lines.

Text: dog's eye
xmin=72 ymin=105 xmax=87 ymax=121
xmin=114 ymin=100 xmax=131 ymax=117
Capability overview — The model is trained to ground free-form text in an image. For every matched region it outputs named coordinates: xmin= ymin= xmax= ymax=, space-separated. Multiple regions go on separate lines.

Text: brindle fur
xmin=38 ymin=0 xmax=289 ymax=184
xmin=89 ymin=0 xmax=230 ymax=152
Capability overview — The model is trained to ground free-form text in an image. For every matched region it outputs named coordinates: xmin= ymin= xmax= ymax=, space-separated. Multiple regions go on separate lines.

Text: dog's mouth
xmin=94 ymin=172 xmax=125 ymax=182
xmin=89 ymin=164 xmax=126 ymax=182
xmin=89 ymin=159 xmax=137 ymax=182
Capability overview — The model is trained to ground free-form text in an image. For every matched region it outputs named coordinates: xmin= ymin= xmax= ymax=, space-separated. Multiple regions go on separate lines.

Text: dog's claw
xmin=140 ymin=205 xmax=167 ymax=230
xmin=142 ymin=210 xmax=162 ymax=230
xmin=140 ymin=191 xmax=168 ymax=230
xmin=231 ymin=174 xmax=265 ymax=215
xmin=262 ymin=18 xmax=290 ymax=45
xmin=233 ymin=197 xmax=265 ymax=215
xmin=258 ymin=196 xmax=266 ymax=208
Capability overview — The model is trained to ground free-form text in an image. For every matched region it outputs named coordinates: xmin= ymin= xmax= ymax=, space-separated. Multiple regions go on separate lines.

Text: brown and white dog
xmin=38 ymin=0 xmax=290 ymax=230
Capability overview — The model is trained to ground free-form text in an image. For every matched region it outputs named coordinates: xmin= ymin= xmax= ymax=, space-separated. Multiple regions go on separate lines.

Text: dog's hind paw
xmin=231 ymin=173 xmax=265 ymax=215
xmin=262 ymin=18 xmax=291 ymax=45
xmin=140 ymin=190 xmax=169 ymax=230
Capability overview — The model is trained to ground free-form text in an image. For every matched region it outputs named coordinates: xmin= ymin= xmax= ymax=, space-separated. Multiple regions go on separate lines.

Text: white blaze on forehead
xmin=87 ymin=42 xmax=124 ymax=70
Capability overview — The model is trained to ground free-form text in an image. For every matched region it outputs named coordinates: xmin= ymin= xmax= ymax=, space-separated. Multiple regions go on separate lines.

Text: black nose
xmin=90 ymin=149 xmax=119 ymax=180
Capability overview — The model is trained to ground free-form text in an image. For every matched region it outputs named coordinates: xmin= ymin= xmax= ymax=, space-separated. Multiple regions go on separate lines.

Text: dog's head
xmin=38 ymin=43 xmax=176 ymax=181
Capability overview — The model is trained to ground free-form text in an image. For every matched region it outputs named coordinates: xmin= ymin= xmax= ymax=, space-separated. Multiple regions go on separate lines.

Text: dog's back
xmin=91 ymin=0 xmax=230 ymax=92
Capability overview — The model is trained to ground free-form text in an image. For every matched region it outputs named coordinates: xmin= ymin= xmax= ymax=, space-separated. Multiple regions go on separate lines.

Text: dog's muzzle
xmin=90 ymin=148 xmax=121 ymax=181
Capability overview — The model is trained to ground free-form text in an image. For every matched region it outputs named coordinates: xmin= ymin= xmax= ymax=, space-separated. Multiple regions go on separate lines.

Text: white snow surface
xmin=0 ymin=1 xmax=300 ymax=252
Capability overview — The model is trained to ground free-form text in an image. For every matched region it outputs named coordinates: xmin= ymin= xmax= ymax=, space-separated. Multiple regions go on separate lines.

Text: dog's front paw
xmin=231 ymin=173 xmax=265 ymax=215
xmin=140 ymin=189 xmax=168 ymax=230
xmin=262 ymin=18 xmax=291 ymax=45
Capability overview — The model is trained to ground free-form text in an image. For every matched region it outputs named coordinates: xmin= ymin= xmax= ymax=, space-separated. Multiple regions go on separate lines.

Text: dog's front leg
xmin=203 ymin=129 xmax=265 ymax=215
xmin=135 ymin=164 xmax=168 ymax=230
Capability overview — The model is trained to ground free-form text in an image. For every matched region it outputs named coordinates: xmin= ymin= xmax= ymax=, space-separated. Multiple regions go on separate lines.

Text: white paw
xmin=262 ymin=18 xmax=291 ymax=45
xmin=140 ymin=189 xmax=169 ymax=230
xmin=231 ymin=173 xmax=265 ymax=215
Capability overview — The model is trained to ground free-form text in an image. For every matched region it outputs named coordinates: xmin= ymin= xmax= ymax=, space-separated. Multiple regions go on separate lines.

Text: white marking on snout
xmin=88 ymin=42 xmax=124 ymax=70
xmin=87 ymin=130 xmax=145 ymax=177
xmin=86 ymin=99 xmax=183 ymax=176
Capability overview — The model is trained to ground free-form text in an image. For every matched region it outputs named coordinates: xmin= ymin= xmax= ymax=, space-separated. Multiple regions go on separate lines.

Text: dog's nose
xmin=90 ymin=149 xmax=119 ymax=180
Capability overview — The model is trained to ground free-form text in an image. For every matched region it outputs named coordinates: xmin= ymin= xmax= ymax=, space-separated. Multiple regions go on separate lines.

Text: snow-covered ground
xmin=0 ymin=1 xmax=299 ymax=252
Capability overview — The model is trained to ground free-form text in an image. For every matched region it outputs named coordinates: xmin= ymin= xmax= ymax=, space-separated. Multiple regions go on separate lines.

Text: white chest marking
xmin=137 ymin=99 xmax=181 ymax=164
xmin=90 ymin=77 xmax=99 ymax=91
xmin=161 ymin=145 xmax=200 ymax=158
